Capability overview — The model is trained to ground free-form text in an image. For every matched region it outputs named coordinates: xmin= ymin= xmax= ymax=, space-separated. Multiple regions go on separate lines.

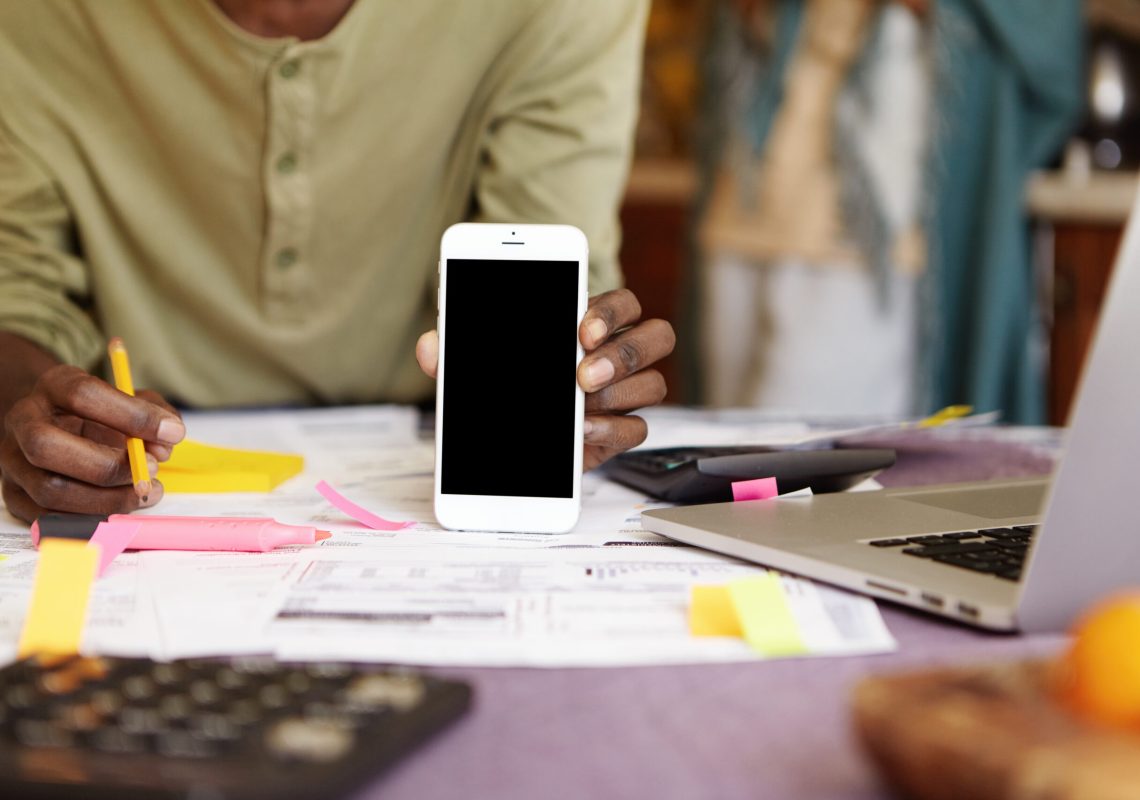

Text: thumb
xmin=415 ymin=330 xmax=439 ymax=379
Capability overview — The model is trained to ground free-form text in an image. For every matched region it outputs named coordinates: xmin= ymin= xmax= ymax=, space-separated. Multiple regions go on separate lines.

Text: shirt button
xmin=275 ymin=248 xmax=298 ymax=268
xmin=278 ymin=60 xmax=300 ymax=79
xmin=276 ymin=153 xmax=297 ymax=174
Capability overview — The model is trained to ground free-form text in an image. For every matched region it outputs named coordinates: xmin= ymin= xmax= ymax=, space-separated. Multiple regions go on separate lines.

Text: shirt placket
xmin=261 ymin=45 xmax=316 ymax=322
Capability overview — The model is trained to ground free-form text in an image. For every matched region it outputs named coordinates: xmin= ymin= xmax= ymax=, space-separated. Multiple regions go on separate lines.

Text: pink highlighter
xmin=30 ymin=514 xmax=331 ymax=553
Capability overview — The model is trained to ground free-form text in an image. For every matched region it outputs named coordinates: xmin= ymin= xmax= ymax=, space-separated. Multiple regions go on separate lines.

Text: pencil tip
xmin=315 ymin=530 xmax=332 ymax=541
xmin=135 ymin=480 xmax=152 ymax=501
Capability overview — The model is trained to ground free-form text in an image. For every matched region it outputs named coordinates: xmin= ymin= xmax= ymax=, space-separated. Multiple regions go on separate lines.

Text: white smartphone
xmin=434 ymin=223 xmax=588 ymax=533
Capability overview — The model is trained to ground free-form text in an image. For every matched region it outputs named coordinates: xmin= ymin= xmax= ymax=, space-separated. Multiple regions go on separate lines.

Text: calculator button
xmin=158 ymin=694 xmax=194 ymax=723
xmin=90 ymin=688 xmax=125 ymax=716
xmin=151 ymin=663 xmax=186 ymax=686
xmin=225 ymin=698 xmax=263 ymax=727
xmin=344 ymin=674 xmax=425 ymax=712
xmin=5 ymin=684 xmax=37 ymax=709
xmin=122 ymin=675 xmax=158 ymax=701
xmin=283 ymin=671 xmax=313 ymax=694
xmin=189 ymin=679 xmax=223 ymax=706
xmin=55 ymin=702 xmax=102 ymax=732
xmin=305 ymin=662 xmax=353 ymax=680
xmin=265 ymin=717 xmax=355 ymax=763
xmin=90 ymin=727 xmax=149 ymax=754
xmin=157 ymin=730 xmax=219 ymax=759
xmin=15 ymin=719 xmax=74 ymax=748
xmin=190 ymin=712 xmax=242 ymax=743
xmin=119 ymin=707 xmax=167 ymax=736
xmin=259 ymin=684 xmax=290 ymax=709
xmin=215 ymin=667 xmax=250 ymax=691
xmin=231 ymin=656 xmax=280 ymax=675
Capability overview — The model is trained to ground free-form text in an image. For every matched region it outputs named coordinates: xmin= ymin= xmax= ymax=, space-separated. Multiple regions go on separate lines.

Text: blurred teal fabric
xmin=929 ymin=0 xmax=1084 ymax=423
xmin=714 ymin=0 xmax=1083 ymax=423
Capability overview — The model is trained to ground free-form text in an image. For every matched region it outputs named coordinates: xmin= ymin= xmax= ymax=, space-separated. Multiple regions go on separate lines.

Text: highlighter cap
xmin=30 ymin=514 xmax=108 ymax=549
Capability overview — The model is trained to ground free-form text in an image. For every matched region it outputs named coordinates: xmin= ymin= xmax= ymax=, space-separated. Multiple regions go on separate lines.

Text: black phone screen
xmin=440 ymin=259 xmax=580 ymax=498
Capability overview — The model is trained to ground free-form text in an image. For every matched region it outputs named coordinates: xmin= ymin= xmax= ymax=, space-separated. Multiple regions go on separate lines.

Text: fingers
xmin=582 ymin=415 xmax=649 ymax=471
xmin=575 ymin=291 xmax=672 ymax=467
xmin=1 ymin=481 xmax=42 ymax=525
xmin=37 ymin=365 xmax=185 ymax=446
xmin=578 ymin=318 xmax=676 ymax=393
xmin=136 ymin=389 xmax=181 ymax=460
xmin=583 ymin=414 xmax=648 ymax=454
xmin=0 ymin=467 xmax=159 ymax=524
xmin=416 ymin=330 xmax=439 ymax=380
xmin=585 ymin=370 xmax=667 ymax=414
xmin=0 ymin=365 xmax=179 ymax=522
xmin=583 ymin=444 xmax=627 ymax=473
xmin=580 ymin=289 xmax=642 ymax=351
xmin=5 ymin=400 xmax=156 ymax=488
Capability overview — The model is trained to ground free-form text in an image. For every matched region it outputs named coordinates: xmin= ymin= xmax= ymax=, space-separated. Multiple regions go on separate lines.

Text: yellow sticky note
xmin=689 ymin=585 xmax=743 ymax=637
xmin=157 ymin=439 xmax=304 ymax=493
xmin=18 ymin=539 xmax=100 ymax=658
xmin=916 ymin=405 xmax=973 ymax=428
xmin=727 ymin=573 xmax=807 ymax=657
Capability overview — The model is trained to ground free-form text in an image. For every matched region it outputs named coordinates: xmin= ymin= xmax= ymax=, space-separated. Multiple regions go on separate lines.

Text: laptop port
xmin=865 ymin=580 xmax=907 ymax=597
xmin=920 ymin=593 xmax=944 ymax=608
xmin=957 ymin=602 xmax=980 ymax=619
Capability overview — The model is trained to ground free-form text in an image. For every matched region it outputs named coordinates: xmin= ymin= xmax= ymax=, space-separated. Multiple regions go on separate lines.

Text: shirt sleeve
xmin=473 ymin=0 xmax=649 ymax=295
xmin=0 ymin=117 xmax=103 ymax=369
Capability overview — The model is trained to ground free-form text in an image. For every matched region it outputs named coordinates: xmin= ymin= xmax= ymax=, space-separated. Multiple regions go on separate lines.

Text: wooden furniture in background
xmin=1027 ymin=170 xmax=1137 ymax=425
xmin=619 ymin=0 xmax=708 ymax=404
xmin=619 ymin=160 xmax=698 ymax=403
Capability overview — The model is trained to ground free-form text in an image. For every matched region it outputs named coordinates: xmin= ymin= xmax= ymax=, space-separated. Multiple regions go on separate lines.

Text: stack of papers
xmin=0 ymin=406 xmax=898 ymax=668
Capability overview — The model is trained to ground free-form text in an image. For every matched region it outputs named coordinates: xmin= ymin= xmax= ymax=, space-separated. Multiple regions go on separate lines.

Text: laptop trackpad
xmin=896 ymin=483 xmax=1047 ymax=520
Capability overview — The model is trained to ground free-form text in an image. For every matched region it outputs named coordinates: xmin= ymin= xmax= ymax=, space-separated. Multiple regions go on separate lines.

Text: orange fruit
xmin=1060 ymin=592 xmax=1140 ymax=729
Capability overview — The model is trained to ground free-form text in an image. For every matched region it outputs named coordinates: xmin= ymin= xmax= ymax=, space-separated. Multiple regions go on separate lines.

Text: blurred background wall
xmin=619 ymin=0 xmax=1140 ymax=425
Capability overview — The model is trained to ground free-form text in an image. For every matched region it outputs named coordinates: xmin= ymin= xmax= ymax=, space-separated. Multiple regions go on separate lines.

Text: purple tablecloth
xmin=357 ymin=434 xmax=1064 ymax=800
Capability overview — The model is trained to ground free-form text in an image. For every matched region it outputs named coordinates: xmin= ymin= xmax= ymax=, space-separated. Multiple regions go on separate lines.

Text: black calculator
xmin=0 ymin=655 xmax=471 ymax=800
xmin=603 ymin=446 xmax=897 ymax=504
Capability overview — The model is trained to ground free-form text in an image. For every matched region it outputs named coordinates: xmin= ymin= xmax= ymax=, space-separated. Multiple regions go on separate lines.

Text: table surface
xmin=356 ymin=433 xmax=1065 ymax=800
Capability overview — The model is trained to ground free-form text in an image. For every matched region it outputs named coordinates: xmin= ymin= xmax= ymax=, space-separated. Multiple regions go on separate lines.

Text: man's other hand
xmin=415 ymin=288 xmax=675 ymax=471
xmin=0 ymin=365 xmax=186 ymax=523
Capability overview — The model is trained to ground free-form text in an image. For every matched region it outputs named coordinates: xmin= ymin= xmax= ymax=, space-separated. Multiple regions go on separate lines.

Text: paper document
xmin=268 ymin=547 xmax=894 ymax=667
xmin=0 ymin=405 xmax=898 ymax=668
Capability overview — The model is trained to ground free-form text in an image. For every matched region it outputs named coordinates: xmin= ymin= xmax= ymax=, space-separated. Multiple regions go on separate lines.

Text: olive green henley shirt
xmin=0 ymin=0 xmax=644 ymax=406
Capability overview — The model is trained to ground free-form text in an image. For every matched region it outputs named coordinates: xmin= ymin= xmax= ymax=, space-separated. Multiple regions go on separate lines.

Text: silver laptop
xmin=643 ymin=180 xmax=1140 ymax=632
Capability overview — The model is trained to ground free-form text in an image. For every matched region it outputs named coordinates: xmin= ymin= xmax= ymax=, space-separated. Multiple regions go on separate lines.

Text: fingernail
xmin=146 ymin=454 xmax=158 ymax=478
xmin=157 ymin=418 xmax=185 ymax=444
xmin=584 ymin=318 xmax=607 ymax=348
xmin=583 ymin=419 xmax=594 ymax=437
xmin=583 ymin=358 xmax=615 ymax=390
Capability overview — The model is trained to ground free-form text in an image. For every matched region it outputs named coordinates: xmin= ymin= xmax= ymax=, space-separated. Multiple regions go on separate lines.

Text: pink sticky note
xmin=731 ymin=477 xmax=779 ymax=502
xmin=88 ymin=520 xmax=142 ymax=577
xmin=316 ymin=480 xmax=415 ymax=531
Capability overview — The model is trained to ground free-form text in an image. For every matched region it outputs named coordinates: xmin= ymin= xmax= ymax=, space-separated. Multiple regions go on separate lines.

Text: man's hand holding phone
xmin=416 ymin=286 xmax=675 ymax=470
xmin=0 ymin=362 xmax=186 ymax=524
xmin=575 ymin=289 xmax=674 ymax=469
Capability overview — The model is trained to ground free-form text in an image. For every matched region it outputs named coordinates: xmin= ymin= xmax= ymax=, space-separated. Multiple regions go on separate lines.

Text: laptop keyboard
xmin=867 ymin=525 xmax=1037 ymax=581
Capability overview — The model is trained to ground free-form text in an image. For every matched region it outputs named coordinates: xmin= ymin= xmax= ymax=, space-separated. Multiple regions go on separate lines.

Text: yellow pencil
xmin=107 ymin=338 xmax=152 ymax=499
